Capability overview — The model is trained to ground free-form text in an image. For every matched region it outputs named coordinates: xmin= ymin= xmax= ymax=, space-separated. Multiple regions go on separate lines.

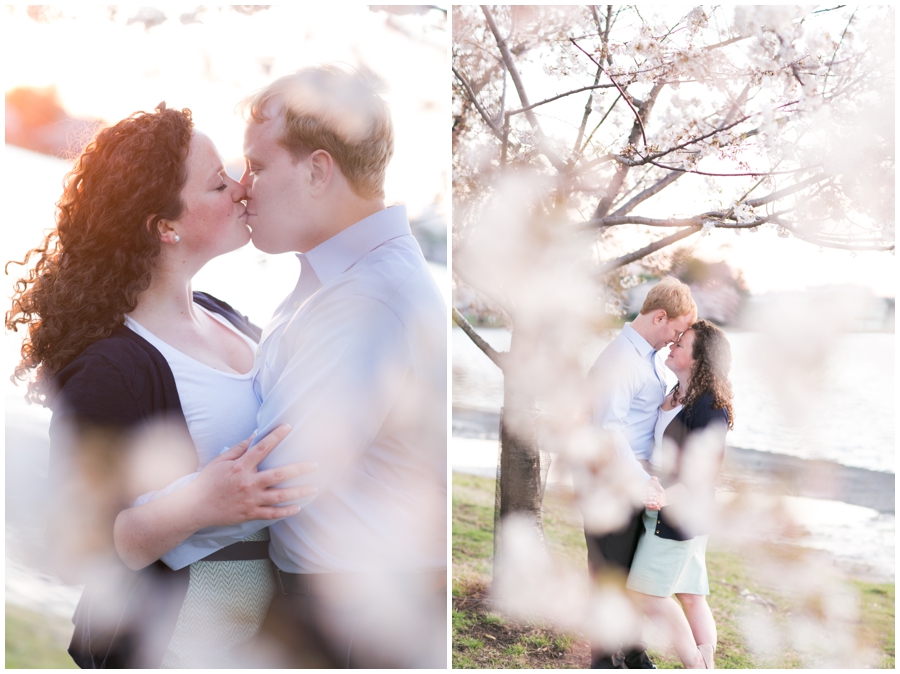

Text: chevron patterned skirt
xmin=160 ymin=529 xmax=276 ymax=668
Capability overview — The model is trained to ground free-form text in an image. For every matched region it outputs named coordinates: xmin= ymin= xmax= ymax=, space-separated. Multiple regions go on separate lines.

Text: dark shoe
xmin=591 ymin=652 xmax=627 ymax=669
xmin=623 ymin=649 xmax=657 ymax=669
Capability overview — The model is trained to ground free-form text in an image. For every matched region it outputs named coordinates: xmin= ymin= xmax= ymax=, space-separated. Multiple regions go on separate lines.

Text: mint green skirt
xmin=625 ymin=509 xmax=709 ymax=597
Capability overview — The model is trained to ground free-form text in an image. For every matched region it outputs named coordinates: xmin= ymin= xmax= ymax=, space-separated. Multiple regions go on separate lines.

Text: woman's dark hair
xmin=6 ymin=104 xmax=194 ymax=404
xmin=676 ymin=318 xmax=735 ymax=429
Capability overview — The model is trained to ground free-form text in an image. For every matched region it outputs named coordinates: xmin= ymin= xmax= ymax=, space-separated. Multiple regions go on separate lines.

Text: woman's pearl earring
xmin=173 ymin=234 xmax=180 ymax=243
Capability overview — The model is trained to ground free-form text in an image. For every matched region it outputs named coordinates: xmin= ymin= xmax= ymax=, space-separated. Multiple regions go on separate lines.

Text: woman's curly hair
xmin=6 ymin=104 xmax=194 ymax=405
xmin=675 ymin=319 xmax=735 ymax=429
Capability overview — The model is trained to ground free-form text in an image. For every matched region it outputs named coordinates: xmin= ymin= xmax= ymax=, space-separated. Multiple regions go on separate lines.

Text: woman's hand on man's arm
xmin=113 ymin=424 xmax=316 ymax=571
xmin=189 ymin=424 xmax=318 ymax=527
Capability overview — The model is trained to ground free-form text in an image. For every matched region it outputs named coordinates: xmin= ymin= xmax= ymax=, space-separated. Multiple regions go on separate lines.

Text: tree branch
xmin=452 ymin=307 xmax=508 ymax=370
xmin=569 ymin=37 xmax=649 ymax=149
xmin=575 ymin=6 xmax=613 ymax=156
xmin=587 ymin=214 xmax=708 ymax=228
xmin=628 ymin=156 xmax=821 ymax=178
xmin=452 ymin=66 xmax=503 ymax=138
xmin=575 ymin=68 xmax=603 ymax=153
xmin=482 ymin=5 xmax=567 ymax=172
xmin=596 ymin=226 xmax=702 ymax=275
xmin=630 ymin=113 xmax=753 ymax=165
xmin=507 ymin=82 xmax=617 ymax=117
xmin=702 ymin=34 xmax=753 ymax=51
xmin=774 ymin=218 xmax=895 ymax=251
xmin=591 ymin=81 xmax=666 ymax=219
xmin=823 ymin=8 xmax=856 ymax=95
xmin=585 ymin=211 xmax=787 ymax=230
xmin=745 ymin=174 xmax=829 ymax=207
xmin=579 ymin=93 xmax=622 ymax=156
xmin=609 ymin=171 xmax=684 ymax=217
xmin=452 ymin=263 xmax=513 ymax=325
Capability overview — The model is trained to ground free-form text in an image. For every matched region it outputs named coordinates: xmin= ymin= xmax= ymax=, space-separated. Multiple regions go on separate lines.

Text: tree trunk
xmin=492 ymin=328 xmax=545 ymax=580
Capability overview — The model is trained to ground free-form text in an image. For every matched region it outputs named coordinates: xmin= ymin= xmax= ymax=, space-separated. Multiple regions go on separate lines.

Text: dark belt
xmin=276 ymin=569 xmax=447 ymax=597
xmin=199 ymin=540 xmax=271 ymax=562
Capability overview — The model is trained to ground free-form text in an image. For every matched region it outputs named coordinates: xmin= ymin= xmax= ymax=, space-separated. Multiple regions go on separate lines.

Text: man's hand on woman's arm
xmin=113 ymin=424 xmax=316 ymax=571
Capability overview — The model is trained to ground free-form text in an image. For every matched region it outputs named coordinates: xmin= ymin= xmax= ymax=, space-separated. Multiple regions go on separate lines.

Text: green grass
xmin=854 ymin=581 xmax=895 ymax=669
xmin=452 ymin=473 xmax=591 ymax=668
xmin=452 ymin=472 xmax=895 ymax=669
xmin=5 ymin=604 xmax=77 ymax=669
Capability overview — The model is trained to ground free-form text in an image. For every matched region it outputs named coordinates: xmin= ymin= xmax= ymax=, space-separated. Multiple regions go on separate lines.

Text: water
xmin=453 ymin=327 xmax=895 ymax=474
xmin=452 ymin=326 xmax=895 ymax=582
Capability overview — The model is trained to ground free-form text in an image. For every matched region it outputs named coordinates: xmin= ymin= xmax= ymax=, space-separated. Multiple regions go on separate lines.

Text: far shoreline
xmin=452 ymin=406 xmax=895 ymax=515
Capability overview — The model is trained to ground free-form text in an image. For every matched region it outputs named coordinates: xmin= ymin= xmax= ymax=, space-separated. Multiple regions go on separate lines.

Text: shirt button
xmin=256 ymin=348 xmax=261 ymax=356
xmin=293 ymin=302 xmax=299 ymax=309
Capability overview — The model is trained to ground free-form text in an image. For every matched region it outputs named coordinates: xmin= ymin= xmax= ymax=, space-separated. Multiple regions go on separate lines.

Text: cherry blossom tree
xmin=452 ymin=4 xmax=893 ymax=564
xmin=453 ymin=7 xmax=893 ymax=666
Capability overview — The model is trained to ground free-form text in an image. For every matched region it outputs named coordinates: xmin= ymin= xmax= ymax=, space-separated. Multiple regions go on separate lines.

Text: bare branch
xmin=452 ymin=263 xmax=513 ymax=325
xmin=591 ymin=80 xmax=666 ymax=219
xmin=580 ymin=93 xmax=622 ymax=155
xmin=578 ymin=152 xmax=617 ymax=171
xmin=745 ymin=174 xmax=830 ymax=207
xmin=609 ymin=171 xmax=684 ymax=217
xmin=500 ymin=112 xmax=510 ymax=167
xmin=508 ymin=82 xmax=617 ymax=117
xmin=575 ymin=6 xmax=613 ymax=155
xmin=575 ymin=68 xmax=603 ymax=152
xmin=452 ymin=307 xmax=508 ymax=370
xmin=596 ymin=226 xmax=702 ymax=275
xmin=481 ymin=5 xmax=567 ymax=172
xmin=630 ymin=156 xmax=822 ymax=178
xmin=702 ymin=34 xmax=753 ymax=51
xmin=452 ymin=66 xmax=503 ymax=138
xmin=813 ymin=5 xmax=848 ymax=14
xmin=570 ymin=37 xmax=649 ymax=149
xmin=774 ymin=218 xmax=895 ymax=252
xmin=587 ymin=214 xmax=707 ymax=228
xmin=586 ymin=210 xmax=788 ymax=230
xmin=628 ymin=112 xmax=753 ymax=165
xmin=823 ymin=8 xmax=857 ymax=95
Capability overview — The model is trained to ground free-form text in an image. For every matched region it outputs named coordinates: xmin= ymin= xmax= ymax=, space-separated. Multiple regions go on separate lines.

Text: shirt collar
xmin=621 ymin=322 xmax=656 ymax=358
xmin=298 ymin=205 xmax=410 ymax=285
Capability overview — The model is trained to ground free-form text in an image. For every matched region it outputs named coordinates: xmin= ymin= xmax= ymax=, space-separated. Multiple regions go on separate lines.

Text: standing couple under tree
xmin=7 ymin=65 xmax=447 ymax=668
xmin=584 ymin=277 xmax=734 ymax=669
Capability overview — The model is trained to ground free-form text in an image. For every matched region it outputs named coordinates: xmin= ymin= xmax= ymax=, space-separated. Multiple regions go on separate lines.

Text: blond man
xmin=160 ymin=65 xmax=447 ymax=668
xmin=584 ymin=277 xmax=697 ymax=669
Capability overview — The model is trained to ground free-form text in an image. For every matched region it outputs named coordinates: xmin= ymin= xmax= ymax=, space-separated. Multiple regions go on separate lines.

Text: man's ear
xmin=307 ymin=149 xmax=334 ymax=196
xmin=653 ymin=309 xmax=669 ymax=325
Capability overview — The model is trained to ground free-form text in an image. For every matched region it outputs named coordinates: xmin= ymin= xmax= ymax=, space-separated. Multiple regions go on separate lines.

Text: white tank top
xmin=652 ymin=403 xmax=683 ymax=470
xmin=125 ymin=305 xmax=260 ymax=468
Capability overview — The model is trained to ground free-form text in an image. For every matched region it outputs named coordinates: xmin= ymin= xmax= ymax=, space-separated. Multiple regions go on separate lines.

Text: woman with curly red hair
xmin=7 ymin=105 xmax=314 ymax=668
xmin=626 ymin=319 xmax=734 ymax=669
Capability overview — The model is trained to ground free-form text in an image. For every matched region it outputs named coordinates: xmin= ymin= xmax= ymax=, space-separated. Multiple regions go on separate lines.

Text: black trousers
xmin=585 ymin=507 xmax=644 ymax=573
xmin=584 ymin=508 xmax=646 ymax=668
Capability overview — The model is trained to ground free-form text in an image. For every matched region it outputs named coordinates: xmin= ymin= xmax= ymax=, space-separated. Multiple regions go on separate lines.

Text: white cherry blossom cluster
xmin=732 ymin=202 xmax=757 ymax=224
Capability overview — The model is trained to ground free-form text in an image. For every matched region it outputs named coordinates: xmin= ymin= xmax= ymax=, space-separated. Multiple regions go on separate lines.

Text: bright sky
xmin=2 ymin=5 xmax=448 ymax=220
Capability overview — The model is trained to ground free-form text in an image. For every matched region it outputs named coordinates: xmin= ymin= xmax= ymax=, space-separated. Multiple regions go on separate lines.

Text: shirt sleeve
xmin=160 ymin=294 xmax=413 ymax=569
xmin=590 ymin=356 xmax=652 ymax=484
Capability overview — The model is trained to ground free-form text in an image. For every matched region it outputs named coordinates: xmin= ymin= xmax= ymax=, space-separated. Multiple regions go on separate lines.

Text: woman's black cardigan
xmin=654 ymin=392 xmax=729 ymax=541
xmin=48 ymin=292 xmax=260 ymax=669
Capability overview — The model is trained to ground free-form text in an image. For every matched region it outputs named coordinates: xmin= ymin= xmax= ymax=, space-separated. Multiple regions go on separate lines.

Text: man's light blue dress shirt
xmin=587 ymin=323 xmax=670 ymax=482
xmin=161 ymin=206 xmax=447 ymax=573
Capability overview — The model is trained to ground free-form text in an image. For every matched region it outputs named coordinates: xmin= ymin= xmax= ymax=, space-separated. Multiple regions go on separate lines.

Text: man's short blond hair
xmin=640 ymin=277 xmax=697 ymax=321
xmin=241 ymin=64 xmax=393 ymax=199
